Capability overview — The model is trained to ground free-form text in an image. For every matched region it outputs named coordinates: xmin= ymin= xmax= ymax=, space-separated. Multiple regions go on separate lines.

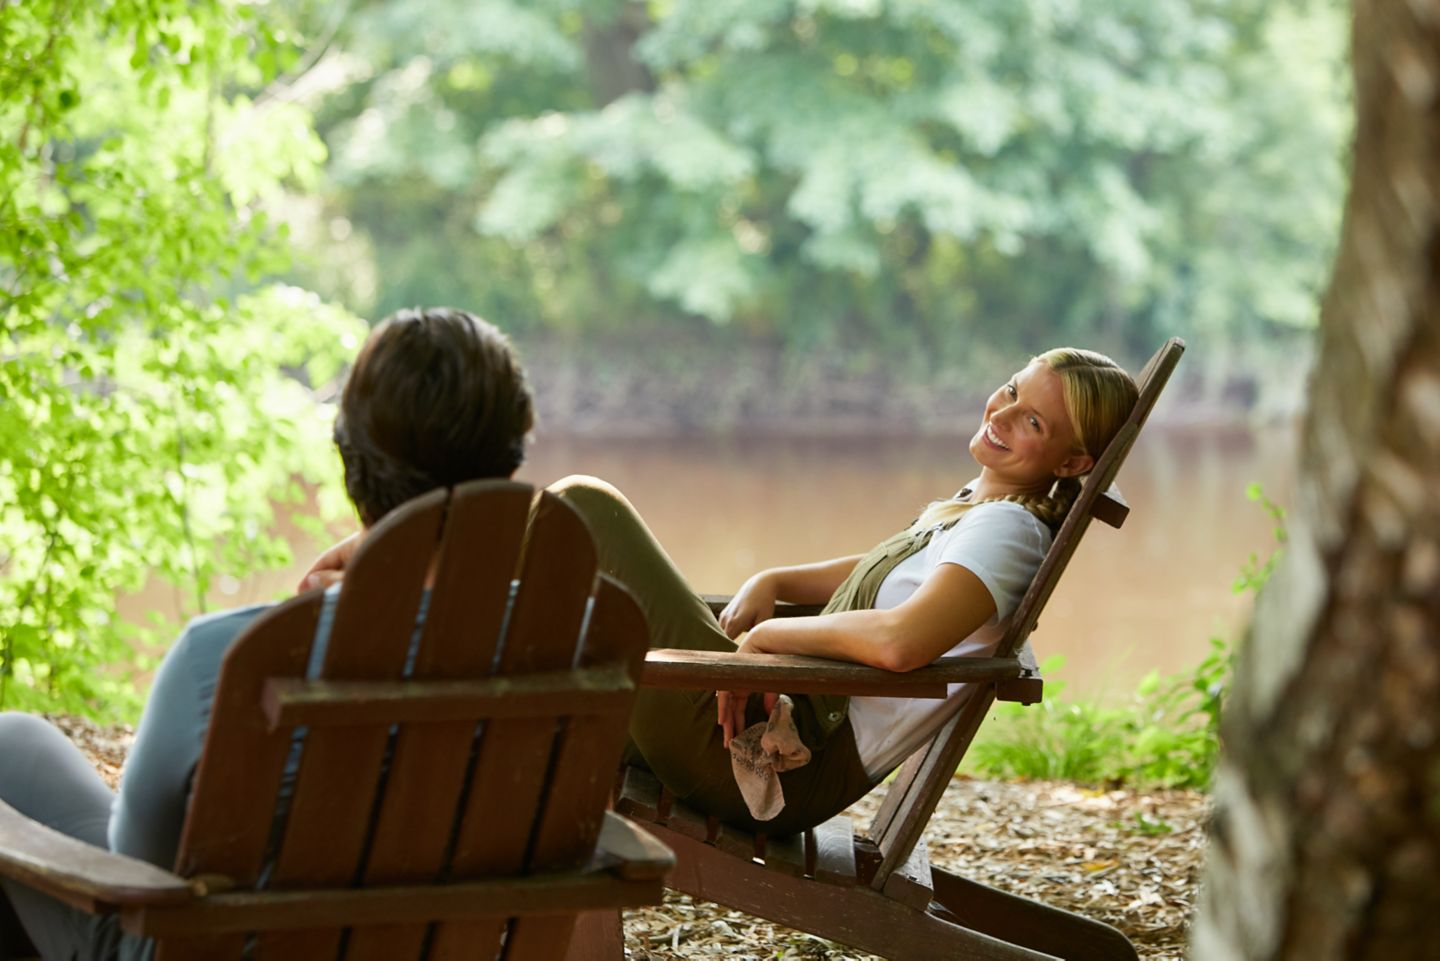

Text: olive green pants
xmin=549 ymin=475 xmax=875 ymax=836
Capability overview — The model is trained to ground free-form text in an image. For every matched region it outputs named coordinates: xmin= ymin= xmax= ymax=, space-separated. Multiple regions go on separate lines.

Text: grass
xmin=962 ymin=485 xmax=1286 ymax=791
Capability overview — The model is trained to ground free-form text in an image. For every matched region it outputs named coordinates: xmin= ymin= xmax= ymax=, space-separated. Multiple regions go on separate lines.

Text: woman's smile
xmin=982 ymin=422 xmax=1010 ymax=451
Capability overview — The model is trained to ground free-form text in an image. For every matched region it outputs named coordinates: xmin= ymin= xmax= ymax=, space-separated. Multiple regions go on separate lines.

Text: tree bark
xmin=582 ymin=1 xmax=655 ymax=107
xmin=1191 ymin=2 xmax=1440 ymax=959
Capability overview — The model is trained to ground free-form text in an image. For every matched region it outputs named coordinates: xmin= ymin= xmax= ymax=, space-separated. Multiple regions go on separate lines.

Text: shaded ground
xmin=626 ymin=779 xmax=1208 ymax=960
xmin=56 ymin=715 xmax=1208 ymax=960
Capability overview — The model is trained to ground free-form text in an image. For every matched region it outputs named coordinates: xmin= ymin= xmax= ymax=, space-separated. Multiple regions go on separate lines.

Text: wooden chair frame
xmin=585 ymin=339 xmax=1186 ymax=961
xmin=0 ymin=482 xmax=674 ymax=961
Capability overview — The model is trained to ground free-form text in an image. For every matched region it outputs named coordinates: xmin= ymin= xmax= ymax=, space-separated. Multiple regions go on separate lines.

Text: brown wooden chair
xmin=590 ymin=338 xmax=1186 ymax=961
xmin=0 ymin=482 xmax=674 ymax=961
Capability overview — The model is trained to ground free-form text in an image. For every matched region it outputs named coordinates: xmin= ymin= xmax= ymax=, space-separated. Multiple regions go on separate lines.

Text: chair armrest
xmin=641 ymin=650 xmax=1035 ymax=699
xmin=591 ymin=811 xmax=674 ymax=881
xmin=0 ymin=800 xmax=194 ymax=914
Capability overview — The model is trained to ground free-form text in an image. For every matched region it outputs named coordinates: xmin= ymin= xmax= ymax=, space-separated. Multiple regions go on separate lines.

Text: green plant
xmin=968 ymin=655 xmax=1131 ymax=782
xmin=1 ymin=1 xmax=365 ymax=719
xmin=965 ymin=484 xmax=1287 ymax=789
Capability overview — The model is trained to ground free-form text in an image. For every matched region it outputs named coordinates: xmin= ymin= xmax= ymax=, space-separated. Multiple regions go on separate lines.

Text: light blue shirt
xmin=107 ymin=588 xmax=351 ymax=961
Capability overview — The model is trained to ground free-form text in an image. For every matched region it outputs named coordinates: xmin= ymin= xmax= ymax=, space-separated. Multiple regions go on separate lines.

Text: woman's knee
xmin=549 ymin=474 xmax=631 ymax=511
xmin=548 ymin=474 xmax=648 ymax=545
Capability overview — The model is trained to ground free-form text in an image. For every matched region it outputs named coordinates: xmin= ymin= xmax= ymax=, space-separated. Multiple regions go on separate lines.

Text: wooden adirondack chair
xmin=0 ymin=481 xmax=673 ymax=961
xmin=584 ymin=338 xmax=1185 ymax=961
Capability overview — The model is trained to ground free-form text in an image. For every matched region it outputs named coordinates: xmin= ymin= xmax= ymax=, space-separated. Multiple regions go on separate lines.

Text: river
xmin=119 ymin=424 xmax=1293 ymax=702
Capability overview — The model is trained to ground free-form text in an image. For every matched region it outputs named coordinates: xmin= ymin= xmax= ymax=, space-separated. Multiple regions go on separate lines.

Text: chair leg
xmin=563 ymin=909 xmax=624 ymax=961
xmin=929 ymin=867 xmax=1139 ymax=961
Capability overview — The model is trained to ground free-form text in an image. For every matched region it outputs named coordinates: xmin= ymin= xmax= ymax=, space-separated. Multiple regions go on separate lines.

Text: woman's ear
xmin=1054 ymin=452 xmax=1095 ymax=478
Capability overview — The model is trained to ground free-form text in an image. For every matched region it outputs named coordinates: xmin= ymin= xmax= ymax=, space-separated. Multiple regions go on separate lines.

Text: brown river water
xmin=119 ymin=424 xmax=1293 ymax=702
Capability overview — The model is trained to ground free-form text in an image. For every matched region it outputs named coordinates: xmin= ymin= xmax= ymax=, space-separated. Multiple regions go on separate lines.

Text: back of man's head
xmin=334 ymin=307 xmax=534 ymax=527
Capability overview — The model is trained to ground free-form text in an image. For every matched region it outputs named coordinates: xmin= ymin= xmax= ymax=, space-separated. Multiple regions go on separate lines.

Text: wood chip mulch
xmin=54 ymin=715 xmax=1208 ymax=961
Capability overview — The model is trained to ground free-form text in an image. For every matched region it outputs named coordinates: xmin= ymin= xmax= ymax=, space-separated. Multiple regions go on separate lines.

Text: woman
xmin=303 ymin=346 xmax=1139 ymax=837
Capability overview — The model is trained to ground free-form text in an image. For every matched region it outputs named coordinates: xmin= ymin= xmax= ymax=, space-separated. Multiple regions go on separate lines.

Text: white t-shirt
xmin=847 ymin=500 xmax=1051 ymax=779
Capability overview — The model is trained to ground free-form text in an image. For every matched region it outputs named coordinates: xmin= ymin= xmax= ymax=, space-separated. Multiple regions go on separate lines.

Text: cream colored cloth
xmin=728 ymin=694 xmax=812 ymax=821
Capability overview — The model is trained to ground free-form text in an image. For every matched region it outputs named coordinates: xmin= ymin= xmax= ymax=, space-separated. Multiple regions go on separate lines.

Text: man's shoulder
xmin=173 ymin=603 xmax=274 ymax=660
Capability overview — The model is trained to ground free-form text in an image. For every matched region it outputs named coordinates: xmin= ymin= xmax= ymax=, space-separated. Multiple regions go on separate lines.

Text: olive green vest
xmin=805 ymin=513 xmax=969 ymax=741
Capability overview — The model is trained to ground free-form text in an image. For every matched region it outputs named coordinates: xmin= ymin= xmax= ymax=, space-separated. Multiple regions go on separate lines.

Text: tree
xmin=0 ymin=0 xmax=364 ymax=717
xmin=1191 ymin=1 xmax=1440 ymax=955
xmin=294 ymin=0 xmax=1349 ymax=396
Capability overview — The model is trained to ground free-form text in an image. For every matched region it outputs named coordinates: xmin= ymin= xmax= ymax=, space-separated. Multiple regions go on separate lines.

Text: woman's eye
xmin=1029 ymin=417 xmax=1041 ymax=430
xmin=1006 ymin=384 xmax=1017 ymax=398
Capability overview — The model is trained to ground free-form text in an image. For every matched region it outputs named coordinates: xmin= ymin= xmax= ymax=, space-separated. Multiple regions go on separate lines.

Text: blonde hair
xmin=914 ymin=348 xmax=1138 ymax=532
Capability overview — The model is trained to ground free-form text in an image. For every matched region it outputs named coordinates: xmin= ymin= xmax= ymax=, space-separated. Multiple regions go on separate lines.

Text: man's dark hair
xmin=334 ymin=307 xmax=534 ymax=526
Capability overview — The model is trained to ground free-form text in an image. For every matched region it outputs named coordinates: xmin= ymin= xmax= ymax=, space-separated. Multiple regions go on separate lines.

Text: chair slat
xmin=506 ymin=918 xmax=579 ymax=961
xmin=445 ymin=492 xmax=597 ymax=874
xmin=264 ymin=494 xmax=445 ymax=891
xmin=712 ymin=819 xmax=756 ymax=860
xmin=526 ymin=577 xmax=648 ymax=873
xmin=347 ymin=484 xmax=534 ymax=960
xmin=261 ymin=670 xmax=635 ymax=727
xmin=765 ymin=831 xmax=808 ymax=878
xmin=615 ymin=766 xmax=664 ymax=823
xmin=128 ymin=869 xmax=669 ymax=935
xmin=810 ymin=815 xmax=857 ymax=887
xmin=433 ymin=493 xmax=597 ymax=955
xmin=251 ymin=930 xmax=337 ymax=960
xmin=257 ymin=490 xmax=448 ymax=959
xmin=662 ymin=800 xmax=710 ymax=843
xmin=353 ymin=484 xmax=530 ymax=877
xmin=429 ymin=923 xmax=504 ymax=961
xmin=865 ymin=737 xmax=929 ymax=846
xmin=174 ymin=593 xmax=323 ymax=882
xmin=871 ymin=693 xmax=992 ymax=873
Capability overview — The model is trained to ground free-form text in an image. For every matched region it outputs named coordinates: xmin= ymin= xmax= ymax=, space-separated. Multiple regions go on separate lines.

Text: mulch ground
xmin=53 ymin=714 xmax=1208 ymax=961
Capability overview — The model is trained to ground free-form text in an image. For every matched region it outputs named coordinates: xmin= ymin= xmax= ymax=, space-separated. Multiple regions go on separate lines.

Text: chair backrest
xmin=865 ymin=339 xmax=1186 ymax=890
xmin=168 ymin=480 xmax=649 ymax=960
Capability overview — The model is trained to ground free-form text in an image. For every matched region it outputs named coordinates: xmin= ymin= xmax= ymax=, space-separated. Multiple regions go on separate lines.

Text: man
xmin=0 ymin=307 xmax=534 ymax=960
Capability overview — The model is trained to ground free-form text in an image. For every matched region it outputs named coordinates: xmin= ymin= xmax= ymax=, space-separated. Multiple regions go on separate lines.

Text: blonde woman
xmin=541 ymin=348 xmax=1138 ymax=835
xmin=298 ymin=345 xmax=1139 ymax=837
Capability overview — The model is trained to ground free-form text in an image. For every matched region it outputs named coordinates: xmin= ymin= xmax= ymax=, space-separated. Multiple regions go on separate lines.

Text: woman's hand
xmin=716 ymin=629 xmax=781 ymax=747
xmin=296 ymin=531 xmax=364 ymax=593
xmin=718 ymin=571 xmax=779 ymax=639
xmin=716 ymin=688 xmax=781 ymax=748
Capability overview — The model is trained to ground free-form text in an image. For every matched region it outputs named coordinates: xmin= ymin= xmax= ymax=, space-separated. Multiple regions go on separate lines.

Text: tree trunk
xmin=582 ymin=1 xmax=655 ymax=106
xmin=1191 ymin=2 xmax=1440 ymax=959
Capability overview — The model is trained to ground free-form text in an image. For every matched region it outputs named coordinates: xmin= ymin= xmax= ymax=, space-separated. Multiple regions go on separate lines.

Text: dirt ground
xmin=53 ymin=714 xmax=1209 ymax=960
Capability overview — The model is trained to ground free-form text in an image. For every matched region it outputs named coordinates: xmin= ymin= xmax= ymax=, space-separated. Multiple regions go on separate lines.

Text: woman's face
xmin=969 ymin=362 xmax=1094 ymax=489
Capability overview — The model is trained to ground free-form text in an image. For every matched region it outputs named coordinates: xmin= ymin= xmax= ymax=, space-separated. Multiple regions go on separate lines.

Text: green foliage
xmin=1235 ymin=481 xmax=1287 ymax=593
xmin=967 ymin=486 xmax=1287 ymax=789
xmin=966 ymin=644 xmax=1232 ymax=789
xmin=288 ymin=0 xmax=1348 ymax=389
xmin=1 ymin=0 xmax=365 ymax=719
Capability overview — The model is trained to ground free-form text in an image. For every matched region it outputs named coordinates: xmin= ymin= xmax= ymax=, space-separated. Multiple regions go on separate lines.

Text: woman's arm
xmin=717 ymin=554 xmax=862 ymax=639
xmin=739 ymin=562 xmax=997 ymax=673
